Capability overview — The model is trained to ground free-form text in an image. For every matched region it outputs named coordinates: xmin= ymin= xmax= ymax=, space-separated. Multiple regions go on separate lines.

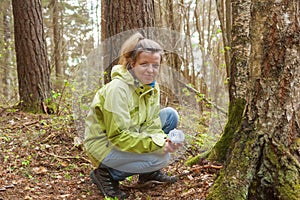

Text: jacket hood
xmin=111 ymin=65 xmax=136 ymax=85
xmin=110 ymin=65 xmax=158 ymax=95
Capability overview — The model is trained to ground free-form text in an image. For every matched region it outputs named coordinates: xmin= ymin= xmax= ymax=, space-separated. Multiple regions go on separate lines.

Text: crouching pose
xmin=84 ymin=32 xmax=183 ymax=199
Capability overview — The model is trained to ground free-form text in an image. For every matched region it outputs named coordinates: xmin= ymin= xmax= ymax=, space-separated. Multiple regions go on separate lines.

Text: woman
xmin=84 ymin=32 xmax=183 ymax=199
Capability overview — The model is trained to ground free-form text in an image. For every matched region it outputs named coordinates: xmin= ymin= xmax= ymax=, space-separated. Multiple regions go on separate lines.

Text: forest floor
xmin=0 ymin=108 xmax=222 ymax=200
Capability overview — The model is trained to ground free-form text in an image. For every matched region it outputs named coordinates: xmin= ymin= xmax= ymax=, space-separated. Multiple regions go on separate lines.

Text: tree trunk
xmin=101 ymin=0 xmax=155 ymax=83
xmin=12 ymin=0 xmax=51 ymax=113
xmin=207 ymin=1 xmax=300 ymax=199
xmin=215 ymin=0 xmax=231 ymax=79
xmin=52 ymin=0 xmax=63 ymax=90
xmin=1 ymin=1 xmax=13 ymax=100
xmin=209 ymin=0 xmax=251 ymax=162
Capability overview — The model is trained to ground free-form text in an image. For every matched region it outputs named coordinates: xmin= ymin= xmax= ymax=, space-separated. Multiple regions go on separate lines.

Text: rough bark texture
xmin=207 ymin=1 xmax=300 ymax=199
xmin=209 ymin=0 xmax=251 ymax=162
xmin=101 ymin=0 xmax=155 ymax=83
xmin=12 ymin=0 xmax=51 ymax=113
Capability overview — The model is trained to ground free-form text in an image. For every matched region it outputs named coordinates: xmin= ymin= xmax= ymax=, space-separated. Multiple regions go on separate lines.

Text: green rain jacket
xmin=84 ymin=65 xmax=167 ymax=167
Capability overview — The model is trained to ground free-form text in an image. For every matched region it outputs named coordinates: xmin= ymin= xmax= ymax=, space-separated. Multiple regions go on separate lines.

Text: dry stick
xmin=43 ymin=150 xmax=91 ymax=163
xmin=191 ymin=164 xmax=223 ymax=170
xmin=177 ymin=79 xmax=227 ymax=115
xmin=10 ymin=120 xmax=40 ymax=130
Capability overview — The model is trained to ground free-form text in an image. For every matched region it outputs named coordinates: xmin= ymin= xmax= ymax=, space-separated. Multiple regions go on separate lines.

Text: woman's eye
xmin=140 ymin=63 xmax=160 ymax=69
xmin=152 ymin=64 xmax=160 ymax=69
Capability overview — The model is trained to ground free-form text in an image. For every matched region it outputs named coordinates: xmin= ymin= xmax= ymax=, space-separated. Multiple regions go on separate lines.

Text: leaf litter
xmin=0 ymin=109 xmax=221 ymax=200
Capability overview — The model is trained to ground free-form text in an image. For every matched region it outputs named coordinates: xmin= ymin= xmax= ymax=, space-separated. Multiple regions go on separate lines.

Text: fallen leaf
xmin=187 ymin=174 xmax=194 ymax=180
xmin=32 ymin=167 xmax=48 ymax=175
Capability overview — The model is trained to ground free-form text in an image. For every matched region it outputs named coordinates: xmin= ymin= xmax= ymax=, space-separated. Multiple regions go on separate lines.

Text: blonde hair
xmin=118 ymin=32 xmax=163 ymax=69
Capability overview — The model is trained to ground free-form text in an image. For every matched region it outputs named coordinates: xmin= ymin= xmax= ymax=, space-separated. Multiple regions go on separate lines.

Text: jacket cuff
xmin=151 ymin=134 xmax=167 ymax=147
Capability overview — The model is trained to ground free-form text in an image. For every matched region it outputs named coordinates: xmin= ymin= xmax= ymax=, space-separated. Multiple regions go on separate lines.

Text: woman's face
xmin=131 ymin=51 xmax=161 ymax=84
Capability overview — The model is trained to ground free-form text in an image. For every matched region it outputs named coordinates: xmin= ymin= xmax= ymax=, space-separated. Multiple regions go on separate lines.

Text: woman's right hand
xmin=164 ymin=140 xmax=183 ymax=153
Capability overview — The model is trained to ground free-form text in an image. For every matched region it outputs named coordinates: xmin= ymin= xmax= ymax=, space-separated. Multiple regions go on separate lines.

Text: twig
xmin=10 ymin=120 xmax=40 ymax=130
xmin=177 ymin=79 xmax=227 ymax=115
xmin=43 ymin=151 xmax=91 ymax=163
xmin=191 ymin=164 xmax=223 ymax=171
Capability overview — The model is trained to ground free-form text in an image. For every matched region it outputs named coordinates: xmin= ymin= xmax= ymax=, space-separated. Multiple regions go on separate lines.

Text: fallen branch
xmin=191 ymin=164 xmax=223 ymax=171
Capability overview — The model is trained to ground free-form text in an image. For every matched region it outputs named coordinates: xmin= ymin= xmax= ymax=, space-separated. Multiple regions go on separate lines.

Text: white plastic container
xmin=168 ymin=129 xmax=185 ymax=143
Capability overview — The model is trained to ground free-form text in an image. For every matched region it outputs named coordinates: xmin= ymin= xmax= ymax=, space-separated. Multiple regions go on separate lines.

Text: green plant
xmin=64 ymin=172 xmax=71 ymax=180
xmin=104 ymin=196 xmax=119 ymax=200
xmin=21 ymin=156 xmax=32 ymax=166
xmin=126 ymin=176 xmax=133 ymax=183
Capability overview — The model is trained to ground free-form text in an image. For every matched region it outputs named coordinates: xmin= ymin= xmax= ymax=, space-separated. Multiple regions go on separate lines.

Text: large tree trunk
xmin=209 ymin=0 xmax=251 ymax=162
xmin=101 ymin=0 xmax=155 ymax=83
xmin=207 ymin=1 xmax=300 ymax=199
xmin=12 ymin=0 xmax=51 ymax=113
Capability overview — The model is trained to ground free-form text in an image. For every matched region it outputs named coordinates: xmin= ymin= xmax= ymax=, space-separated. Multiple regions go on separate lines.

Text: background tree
xmin=12 ymin=0 xmax=51 ymax=113
xmin=207 ymin=1 xmax=300 ymax=199
xmin=51 ymin=0 xmax=63 ymax=90
xmin=101 ymin=0 xmax=155 ymax=83
xmin=42 ymin=0 xmax=96 ymax=87
xmin=0 ymin=1 xmax=15 ymax=102
xmin=215 ymin=0 xmax=231 ymax=78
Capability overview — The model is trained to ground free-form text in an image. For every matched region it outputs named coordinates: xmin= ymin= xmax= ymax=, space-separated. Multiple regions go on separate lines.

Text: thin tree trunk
xmin=52 ymin=0 xmax=63 ymax=90
xmin=215 ymin=0 xmax=231 ymax=80
xmin=2 ymin=2 xmax=13 ymax=100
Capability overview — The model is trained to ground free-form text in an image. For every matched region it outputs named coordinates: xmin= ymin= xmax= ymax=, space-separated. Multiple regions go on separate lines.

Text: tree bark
xmin=52 ymin=0 xmax=63 ymax=90
xmin=101 ymin=0 xmax=155 ymax=83
xmin=209 ymin=0 xmax=251 ymax=162
xmin=207 ymin=1 xmax=300 ymax=199
xmin=12 ymin=0 xmax=51 ymax=113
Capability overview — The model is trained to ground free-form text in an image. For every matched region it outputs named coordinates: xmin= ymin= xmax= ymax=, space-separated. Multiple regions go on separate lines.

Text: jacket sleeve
xmin=99 ymin=83 xmax=166 ymax=153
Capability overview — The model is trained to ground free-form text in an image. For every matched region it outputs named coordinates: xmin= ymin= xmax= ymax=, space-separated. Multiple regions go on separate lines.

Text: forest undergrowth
xmin=0 ymin=105 xmax=222 ymax=200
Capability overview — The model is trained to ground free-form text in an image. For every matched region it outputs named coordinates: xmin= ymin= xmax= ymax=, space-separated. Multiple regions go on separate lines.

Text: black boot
xmin=138 ymin=170 xmax=177 ymax=184
xmin=90 ymin=167 xmax=127 ymax=199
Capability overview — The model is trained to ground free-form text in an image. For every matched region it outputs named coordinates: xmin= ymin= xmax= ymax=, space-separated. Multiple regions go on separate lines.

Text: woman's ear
xmin=126 ymin=61 xmax=134 ymax=70
xmin=129 ymin=61 xmax=135 ymax=68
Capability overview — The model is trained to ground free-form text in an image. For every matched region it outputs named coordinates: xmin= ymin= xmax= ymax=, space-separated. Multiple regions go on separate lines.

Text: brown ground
xmin=0 ymin=109 xmax=221 ymax=200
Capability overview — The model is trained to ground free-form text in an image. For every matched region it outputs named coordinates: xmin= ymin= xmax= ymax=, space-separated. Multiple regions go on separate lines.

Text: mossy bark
xmin=208 ymin=98 xmax=246 ymax=163
xmin=207 ymin=0 xmax=300 ymax=199
xmin=207 ymin=0 xmax=251 ymax=163
xmin=207 ymin=108 xmax=300 ymax=200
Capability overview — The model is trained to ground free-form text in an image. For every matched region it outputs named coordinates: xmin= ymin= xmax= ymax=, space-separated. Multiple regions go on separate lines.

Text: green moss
xmin=208 ymin=98 xmax=246 ymax=162
xmin=184 ymin=151 xmax=210 ymax=166
xmin=185 ymin=155 xmax=201 ymax=166
xmin=277 ymin=183 xmax=300 ymax=200
xmin=277 ymin=167 xmax=300 ymax=200
xmin=206 ymin=170 xmax=248 ymax=200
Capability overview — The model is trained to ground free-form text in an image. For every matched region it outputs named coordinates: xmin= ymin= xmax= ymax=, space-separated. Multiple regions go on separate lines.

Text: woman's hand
xmin=164 ymin=140 xmax=183 ymax=153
